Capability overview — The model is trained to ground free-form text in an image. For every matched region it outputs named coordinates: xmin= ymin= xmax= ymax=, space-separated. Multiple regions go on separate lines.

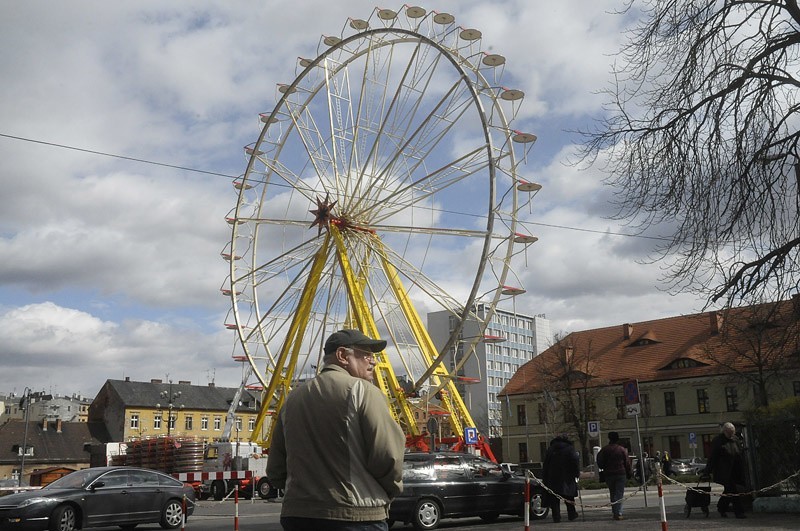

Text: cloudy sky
xmin=0 ymin=0 xmax=706 ymax=399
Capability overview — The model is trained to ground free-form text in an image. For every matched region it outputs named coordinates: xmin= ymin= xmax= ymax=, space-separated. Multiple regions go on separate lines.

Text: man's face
xmin=343 ymin=346 xmax=377 ymax=382
xmin=723 ymin=426 xmax=735 ymax=439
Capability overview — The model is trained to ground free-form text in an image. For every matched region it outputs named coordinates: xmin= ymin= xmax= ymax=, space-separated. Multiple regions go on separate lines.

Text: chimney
xmin=208 ymin=382 xmax=215 ymax=388
xmin=179 ymin=380 xmax=191 ymax=385
xmin=151 ymin=379 xmax=162 ymax=384
xmin=57 ymin=419 xmax=62 ymax=433
xmin=125 ymin=376 xmax=130 ymax=382
xmin=710 ymin=311 xmax=723 ymax=335
xmin=42 ymin=418 xmax=48 ymax=431
xmin=623 ymin=323 xmax=633 ymax=339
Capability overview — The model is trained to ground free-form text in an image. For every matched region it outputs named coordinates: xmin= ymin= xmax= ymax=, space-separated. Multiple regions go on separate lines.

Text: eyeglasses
xmin=348 ymin=347 xmax=376 ymax=360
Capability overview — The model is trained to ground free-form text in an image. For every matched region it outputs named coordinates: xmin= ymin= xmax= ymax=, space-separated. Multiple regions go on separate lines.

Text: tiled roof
xmin=0 ymin=420 xmax=110 ymax=464
xmin=500 ymin=298 xmax=800 ymax=396
xmin=103 ymin=379 xmax=258 ymax=412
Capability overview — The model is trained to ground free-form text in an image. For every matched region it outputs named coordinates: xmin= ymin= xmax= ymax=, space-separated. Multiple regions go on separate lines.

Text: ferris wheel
xmin=222 ymin=5 xmax=541 ymax=446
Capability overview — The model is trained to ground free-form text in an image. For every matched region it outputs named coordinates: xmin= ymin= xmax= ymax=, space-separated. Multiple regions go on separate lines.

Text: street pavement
xmin=178 ymin=483 xmax=800 ymax=530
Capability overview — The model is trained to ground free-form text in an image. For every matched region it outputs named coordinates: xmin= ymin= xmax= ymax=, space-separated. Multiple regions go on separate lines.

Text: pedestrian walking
xmin=542 ymin=434 xmax=580 ymax=522
xmin=596 ymin=431 xmax=632 ymax=521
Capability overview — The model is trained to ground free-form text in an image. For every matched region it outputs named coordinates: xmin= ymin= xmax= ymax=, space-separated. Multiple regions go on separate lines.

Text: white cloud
xmin=0 ymin=1 xmax=710 ymax=398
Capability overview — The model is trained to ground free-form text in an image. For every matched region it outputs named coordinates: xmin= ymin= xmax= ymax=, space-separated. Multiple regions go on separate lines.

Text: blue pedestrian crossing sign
xmin=464 ymin=427 xmax=478 ymax=445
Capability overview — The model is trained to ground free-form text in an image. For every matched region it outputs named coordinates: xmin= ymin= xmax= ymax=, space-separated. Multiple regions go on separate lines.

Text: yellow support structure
xmin=330 ymin=225 xmax=419 ymax=435
xmin=374 ymin=238 xmax=478 ymax=438
xmin=249 ymin=232 xmax=331 ymax=445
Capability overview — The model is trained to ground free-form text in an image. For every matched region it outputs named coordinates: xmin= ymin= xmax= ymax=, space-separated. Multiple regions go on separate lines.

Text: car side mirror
xmin=89 ymin=481 xmax=105 ymax=491
xmin=501 ymin=471 xmax=512 ymax=480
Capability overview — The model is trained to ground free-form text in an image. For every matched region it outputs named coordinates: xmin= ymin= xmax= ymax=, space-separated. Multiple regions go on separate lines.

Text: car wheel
xmin=480 ymin=512 xmax=500 ymax=522
xmin=529 ymin=491 xmax=549 ymax=520
xmin=159 ymin=499 xmax=184 ymax=529
xmin=211 ymin=480 xmax=226 ymax=501
xmin=49 ymin=505 xmax=78 ymax=531
xmin=412 ymin=498 xmax=441 ymax=530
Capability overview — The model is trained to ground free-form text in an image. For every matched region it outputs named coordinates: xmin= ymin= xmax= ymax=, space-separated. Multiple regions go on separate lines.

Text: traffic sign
xmin=688 ymin=432 xmax=696 ymax=443
xmin=625 ymin=403 xmax=641 ymax=417
xmin=464 ymin=427 xmax=478 ymax=445
xmin=623 ymin=380 xmax=640 ymax=405
xmin=588 ymin=421 xmax=600 ymax=438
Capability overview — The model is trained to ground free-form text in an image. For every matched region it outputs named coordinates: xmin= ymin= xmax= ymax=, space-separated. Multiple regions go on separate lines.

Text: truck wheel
xmin=211 ymin=480 xmax=226 ymax=501
xmin=257 ymin=478 xmax=273 ymax=500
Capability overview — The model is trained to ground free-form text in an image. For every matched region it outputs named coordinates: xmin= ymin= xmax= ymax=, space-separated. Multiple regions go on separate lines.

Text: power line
xmin=0 ymin=132 xmax=238 ymax=179
xmin=0 ymin=131 xmax=670 ymax=242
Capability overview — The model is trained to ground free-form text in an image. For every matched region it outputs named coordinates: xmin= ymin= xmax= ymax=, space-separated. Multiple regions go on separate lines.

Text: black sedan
xmin=389 ymin=451 xmax=548 ymax=530
xmin=0 ymin=466 xmax=195 ymax=531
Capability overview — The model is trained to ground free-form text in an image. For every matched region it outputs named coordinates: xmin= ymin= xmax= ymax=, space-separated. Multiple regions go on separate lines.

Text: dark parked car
xmin=388 ymin=452 xmax=548 ymax=530
xmin=0 ymin=466 xmax=195 ymax=531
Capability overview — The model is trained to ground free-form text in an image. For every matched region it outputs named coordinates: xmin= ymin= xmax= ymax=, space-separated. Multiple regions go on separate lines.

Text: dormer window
xmin=627 ymin=330 xmax=660 ymax=347
xmin=667 ymin=358 xmax=700 ymax=369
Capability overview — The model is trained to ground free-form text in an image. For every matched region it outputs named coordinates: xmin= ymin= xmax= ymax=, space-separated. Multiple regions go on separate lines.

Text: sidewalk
xmin=558 ymin=484 xmax=800 ymax=530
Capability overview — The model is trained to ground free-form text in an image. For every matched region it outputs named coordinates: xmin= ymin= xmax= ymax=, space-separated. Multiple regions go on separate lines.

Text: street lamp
xmin=158 ymin=381 xmax=183 ymax=437
xmin=19 ymin=388 xmax=31 ymax=487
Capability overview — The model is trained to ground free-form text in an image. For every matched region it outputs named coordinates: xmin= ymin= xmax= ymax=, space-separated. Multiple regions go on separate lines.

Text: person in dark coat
xmin=704 ymin=422 xmax=747 ymax=518
xmin=596 ymin=431 xmax=632 ymax=521
xmin=541 ymin=435 xmax=580 ymax=522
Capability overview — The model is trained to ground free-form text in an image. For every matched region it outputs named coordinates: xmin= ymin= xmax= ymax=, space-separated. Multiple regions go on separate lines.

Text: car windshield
xmin=44 ymin=469 xmax=100 ymax=490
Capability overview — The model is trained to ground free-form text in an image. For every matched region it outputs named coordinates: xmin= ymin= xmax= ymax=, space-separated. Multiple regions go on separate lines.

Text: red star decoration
xmin=309 ymin=193 xmax=337 ymax=235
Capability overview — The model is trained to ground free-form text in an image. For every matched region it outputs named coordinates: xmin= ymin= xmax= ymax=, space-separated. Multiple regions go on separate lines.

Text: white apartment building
xmin=428 ymin=304 xmax=551 ymax=437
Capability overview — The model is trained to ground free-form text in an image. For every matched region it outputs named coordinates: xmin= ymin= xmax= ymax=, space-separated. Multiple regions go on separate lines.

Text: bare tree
xmin=537 ymin=335 xmax=608 ymax=464
xmin=703 ymin=299 xmax=800 ymax=407
xmin=581 ymin=0 xmax=800 ymax=308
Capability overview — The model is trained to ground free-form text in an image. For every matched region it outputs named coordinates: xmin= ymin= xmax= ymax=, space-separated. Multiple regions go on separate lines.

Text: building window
xmin=518 ymin=442 xmax=528 ymax=463
xmin=615 ymin=396 xmax=625 ymax=419
xmin=664 ymin=391 xmax=676 ymax=416
xmin=537 ymin=403 xmax=547 ymax=424
xmin=668 ymin=435 xmax=681 ymax=459
xmin=539 ymin=441 xmax=548 ymax=462
xmin=214 ymin=416 xmax=222 ymax=430
xmin=702 ymin=434 xmax=714 ymax=457
xmin=725 ymin=387 xmax=738 ymax=412
xmin=236 ymin=416 xmax=243 ymax=432
xmin=643 ymin=436 xmax=654 ymax=457
xmin=168 ymin=414 xmax=176 ymax=431
xmin=517 ymin=404 xmax=527 ymax=426
xmin=696 ymin=389 xmax=710 ymax=413
xmin=589 ymin=398 xmax=598 ymax=419
xmin=153 ymin=413 xmax=162 ymax=430
xmin=130 ymin=414 xmax=139 ymax=429
xmin=184 ymin=416 xmax=193 ymax=431
xmin=793 ymin=381 xmax=800 ymax=396
xmin=201 ymin=416 xmax=209 ymax=430
xmin=248 ymin=417 xmax=255 ymax=431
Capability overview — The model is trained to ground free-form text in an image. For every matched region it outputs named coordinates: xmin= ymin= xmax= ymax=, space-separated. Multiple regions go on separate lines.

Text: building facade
xmin=428 ymin=304 xmax=552 ymax=438
xmin=88 ymin=378 xmax=265 ymax=443
xmin=499 ymin=298 xmax=800 ymax=466
xmin=1 ymin=392 xmax=91 ymax=425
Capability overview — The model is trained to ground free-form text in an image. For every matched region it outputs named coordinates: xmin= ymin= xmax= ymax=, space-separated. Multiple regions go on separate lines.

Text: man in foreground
xmin=267 ymin=329 xmax=406 ymax=531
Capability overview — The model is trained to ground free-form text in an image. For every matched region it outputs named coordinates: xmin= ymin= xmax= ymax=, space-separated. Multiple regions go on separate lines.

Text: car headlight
xmin=17 ymin=497 xmax=52 ymax=508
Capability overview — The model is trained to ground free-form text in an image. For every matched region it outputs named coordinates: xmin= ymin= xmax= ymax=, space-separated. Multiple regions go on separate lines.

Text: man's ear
xmin=334 ymin=346 xmax=350 ymax=365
